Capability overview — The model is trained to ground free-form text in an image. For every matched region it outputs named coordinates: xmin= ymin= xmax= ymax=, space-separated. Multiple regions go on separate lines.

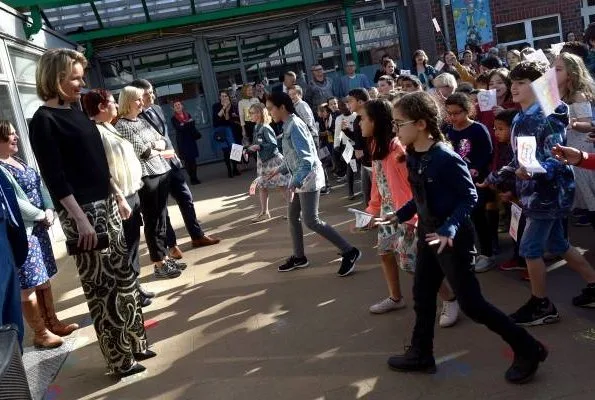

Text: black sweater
xmin=29 ymin=106 xmax=110 ymax=211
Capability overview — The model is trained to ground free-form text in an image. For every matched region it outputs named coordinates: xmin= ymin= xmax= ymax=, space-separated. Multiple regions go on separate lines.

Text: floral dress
xmin=1 ymin=161 xmax=57 ymax=289
xmin=373 ymin=160 xmax=417 ymax=273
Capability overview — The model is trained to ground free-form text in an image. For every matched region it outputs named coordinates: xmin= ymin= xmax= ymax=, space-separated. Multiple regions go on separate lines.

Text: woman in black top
xmin=171 ymin=100 xmax=201 ymax=184
xmin=212 ymin=91 xmax=240 ymax=177
xmin=28 ymin=48 xmax=153 ymax=378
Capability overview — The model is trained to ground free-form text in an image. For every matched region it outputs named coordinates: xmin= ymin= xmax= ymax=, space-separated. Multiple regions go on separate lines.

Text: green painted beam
xmin=23 ymin=5 xmax=42 ymax=39
xmin=140 ymin=0 xmax=152 ymax=22
xmin=90 ymin=2 xmax=103 ymax=29
xmin=189 ymin=0 xmax=196 ymax=15
xmin=343 ymin=3 xmax=359 ymax=69
xmin=6 ymin=0 xmax=89 ymax=8
xmin=67 ymin=0 xmax=331 ymax=42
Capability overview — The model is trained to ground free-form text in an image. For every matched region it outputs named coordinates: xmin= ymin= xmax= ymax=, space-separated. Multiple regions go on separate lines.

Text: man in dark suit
xmin=0 ymin=169 xmax=27 ymax=347
xmin=130 ymin=80 xmax=220 ymax=261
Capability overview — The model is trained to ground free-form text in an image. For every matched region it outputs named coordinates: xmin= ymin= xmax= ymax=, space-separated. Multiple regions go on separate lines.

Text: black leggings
xmin=471 ymin=186 xmax=493 ymax=257
xmin=222 ymin=147 xmax=239 ymax=177
xmin=412 ymin=222 xmax=538 ymax=355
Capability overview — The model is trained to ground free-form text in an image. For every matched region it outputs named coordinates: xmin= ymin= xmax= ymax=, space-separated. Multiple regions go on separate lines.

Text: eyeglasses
xmin=346 ymin=64 xmax=356 ymax=67
xmin=446 ymin=110 xmax=464 ymax=116
xmin=312 ymin=68 xmax=323 ymax=72
xmin=392 ymin=120 xmax=416 ymax=130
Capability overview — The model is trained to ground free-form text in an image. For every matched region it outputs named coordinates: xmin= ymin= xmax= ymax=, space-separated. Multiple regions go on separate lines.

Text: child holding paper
xmin=443 ymin=93 xmax=495 ymax=273
xmin=384 ymin=91 xmax=546 ymax=384
xmin=362 ymin=99 xmax=459 ymax=327
xmin=508 ymin=61 xmax=595 ymax=326
xmin=477 ymin=110 xmax=527 ymax=273
xmin=333 ymin=100 xmax=356 ymax=184
xmin=247 ymin=103 xmax=290 ymax=223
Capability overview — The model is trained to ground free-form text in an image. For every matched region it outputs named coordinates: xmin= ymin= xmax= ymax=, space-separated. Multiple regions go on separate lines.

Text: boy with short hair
xmin=346 ymin=89 xmax=372 ymax=203
xmin=509 ymin=61 xmax=595 ymax=326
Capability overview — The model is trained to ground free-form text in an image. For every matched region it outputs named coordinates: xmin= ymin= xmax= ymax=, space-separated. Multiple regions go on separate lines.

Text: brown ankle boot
xmin=36 ymin=286 xmax=79 ymax=337
xmin=22 ymin=298 xmax=63 ymax=349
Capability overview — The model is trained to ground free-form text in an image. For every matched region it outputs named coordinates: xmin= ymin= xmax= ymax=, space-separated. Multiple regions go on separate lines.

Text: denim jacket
xmin=278 ymin=114 xmax=325 ymax=192
xmin=511 ymin=102 xmax=575 ymax=219
xmin=254 ymin=123 xmax=279 ymax=162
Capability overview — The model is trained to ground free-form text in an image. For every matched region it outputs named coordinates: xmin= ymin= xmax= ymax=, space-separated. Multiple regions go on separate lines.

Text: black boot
xmin=505 ymin=341 xmax=548 ymax=384
xmin=114 ymin=363 xmax=146 ymax=379
xmin=387 ymin=346 xmax=436 ymax=373
xmin=186 ymin=161 xmax=200 ymax=185
xmin=134 ymin=349 xmax=157 ymax=361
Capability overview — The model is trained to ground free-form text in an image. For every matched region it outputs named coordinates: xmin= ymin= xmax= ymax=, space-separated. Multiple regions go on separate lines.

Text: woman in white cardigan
xmin=0 ymin=120 xmax=78 ymax=349
xmin=82 ymin=89 xmax=156 ymax=307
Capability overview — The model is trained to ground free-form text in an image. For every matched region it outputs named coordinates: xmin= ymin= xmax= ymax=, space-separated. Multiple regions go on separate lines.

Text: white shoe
xmin=439 ymin=300 xmax=459 ymax=328
xmin=369 ymin=297 xmax=406 ymax=314
xmin=474 ymin=255 xmax=495 ymax=273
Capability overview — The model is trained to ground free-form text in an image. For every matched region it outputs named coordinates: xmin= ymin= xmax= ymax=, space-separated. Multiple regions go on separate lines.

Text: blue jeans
xmin=519 ymin=217 xmax=570 ymax=259
xmin=0 ymin=215 xmax=24 ymax=348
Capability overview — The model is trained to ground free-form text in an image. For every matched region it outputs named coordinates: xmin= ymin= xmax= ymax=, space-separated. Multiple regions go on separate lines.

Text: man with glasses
xmin=306 ymin=65 xmax=335 ymax=108
xmin=337 ymin=61 xmax=372 ymax=98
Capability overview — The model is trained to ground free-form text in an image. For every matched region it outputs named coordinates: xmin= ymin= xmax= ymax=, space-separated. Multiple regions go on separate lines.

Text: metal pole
xmin=343 ymin=5 xmax=360 ymax=70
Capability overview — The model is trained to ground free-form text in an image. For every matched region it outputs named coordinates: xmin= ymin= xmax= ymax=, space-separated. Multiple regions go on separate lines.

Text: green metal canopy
xmin=7 ymin=0 xmax=336 ymax=41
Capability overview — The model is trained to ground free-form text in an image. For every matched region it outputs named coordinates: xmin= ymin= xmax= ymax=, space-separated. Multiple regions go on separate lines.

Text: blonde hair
xmin=433 ymin=73 xmax=458 ymax=89
xmin=557 ymin=52 xmax=595 ymax=103
xmin=118 ymin=86 xmax=144 ymax=116
xmin=36 ymin=48 xmax=87 ymax=101
xmin=249 ymin=103 xmax=272 ymax=125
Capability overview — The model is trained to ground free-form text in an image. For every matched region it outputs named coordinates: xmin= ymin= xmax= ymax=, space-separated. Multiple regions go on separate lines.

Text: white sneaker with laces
xmin=474 ymin=255 xmax=495 ymax=273
xmin=369 ymin=297 xmax=406 ymax=314
xmin=439 ymin=300 xmax=460 ymax=328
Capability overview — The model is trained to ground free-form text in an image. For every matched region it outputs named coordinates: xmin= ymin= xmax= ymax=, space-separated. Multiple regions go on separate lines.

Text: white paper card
xmin=517 ymin=136 xmax=547 ymax=174
xmin=318 ymin=146 xmax=330 ymax=160
xmin=435 ymin=60 xmax=445 ymax=71
xmin=400 ymin=69 xmax=411 ymax=76
xmin=531 ymin=68 xmax=561 ymax=117
xmin=229 ymin=143 xmax=244 ymax=162
xmin=477 ymin=89 xmax=498 ymax=112
xmin=432 ymin=18 xmax=441 ymax=32
xmin=342 ymin=143 xmax=354 ymax=163
xmin=550 ymin=42 xmax=565 ymax=56
xmin=349 ymin=159 xmax=358 ymax=172
xmin=509 ymin=203 xmax=522 ymax=241
xmin=348 ymin=208 xmax=373 ymax=228
xmin=524 ymin=49 xmax=550 ymax=66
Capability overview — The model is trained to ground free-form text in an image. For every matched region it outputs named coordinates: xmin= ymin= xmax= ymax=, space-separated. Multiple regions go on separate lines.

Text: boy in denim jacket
xmin=508 ymin=61 xmax=595 ymax=326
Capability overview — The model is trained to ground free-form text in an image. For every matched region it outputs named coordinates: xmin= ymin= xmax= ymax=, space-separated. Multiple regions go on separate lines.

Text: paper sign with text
xmin=342 ymin=142 xmax=354 ymax=163
xmin=229 ymin=143 xmax=244 ymax=162
xmin=517 ymin=136 xmax=546 ymax=174
xmin=348 ymin=208 xmax=373 ymax=228
xmin=524 ymin=49 xmax=550 ymax=66
xmin=477 ymin=89 xmax=498 ymax=112
xmin=435 ymin=60 xmax=445 ymax=71
xmin=349 ymin=159 xmax=358 ymax=172
xmin=509 ymin=203 xmax=522 ymax=241
xmin=400 ymin=69 xmax=411 ymax=76
xmin=531 ymin=68 xmax=561 ymax=117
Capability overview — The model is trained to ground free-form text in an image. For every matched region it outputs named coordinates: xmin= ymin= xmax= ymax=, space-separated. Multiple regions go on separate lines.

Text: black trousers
xmin=471 ymin=186 xmax=493 ymax=257
xmin=222 ymin=147 xmax=239 ymax=177
xmin=412 ymin=222 xmax=537 ymax=355
xmin=165 ymin=166 xmax=204 ymax=247
xmin=122 ymin=192 xmax=142 ymax=275
xmin=138 ymin=172 xmax=170 ymax=262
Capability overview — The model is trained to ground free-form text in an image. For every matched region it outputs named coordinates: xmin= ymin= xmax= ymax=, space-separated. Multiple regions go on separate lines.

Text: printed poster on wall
xmin=451 ymin=0 xmax=494 ymax=52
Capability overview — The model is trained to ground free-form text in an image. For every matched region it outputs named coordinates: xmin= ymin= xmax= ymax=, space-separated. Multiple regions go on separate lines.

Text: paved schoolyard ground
xmin=37 ymin=163 xmax=595 ymax=400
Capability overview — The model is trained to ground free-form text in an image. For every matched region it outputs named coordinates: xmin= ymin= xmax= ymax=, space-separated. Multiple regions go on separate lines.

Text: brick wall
xmin=425 ymin=0 xmax=583 ymax=56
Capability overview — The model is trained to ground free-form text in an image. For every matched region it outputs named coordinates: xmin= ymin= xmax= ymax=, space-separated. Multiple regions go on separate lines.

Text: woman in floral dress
xmin=247 ymin=103 xmax=290 ymax=222
xmin=0 ymin=120 xmax=78 ymax=349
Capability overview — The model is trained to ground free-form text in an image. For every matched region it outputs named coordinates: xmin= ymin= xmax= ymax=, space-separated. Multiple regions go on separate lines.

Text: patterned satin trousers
xmin=59 ymin=198 xmax=147 ymax=374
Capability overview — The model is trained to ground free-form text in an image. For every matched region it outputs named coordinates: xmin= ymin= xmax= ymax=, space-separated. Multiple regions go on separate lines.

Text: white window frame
xmin=581 ymin=0 xmax=595 ymax=28
xmin=496 ymin=14 xmax=562 ymax=49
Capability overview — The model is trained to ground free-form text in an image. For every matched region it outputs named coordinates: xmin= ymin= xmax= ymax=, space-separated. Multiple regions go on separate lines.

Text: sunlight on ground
xmin=350 ymin=377 xmax=379 ymax=398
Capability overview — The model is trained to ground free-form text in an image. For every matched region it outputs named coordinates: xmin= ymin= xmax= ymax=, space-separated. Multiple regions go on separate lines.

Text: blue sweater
xmin=336 ymin=74 xmax=372 ymax=98
xmin=396 ymin=142 xmax=478 ymax=239
xmin=511 ymin=102 xmax=574 ymax=219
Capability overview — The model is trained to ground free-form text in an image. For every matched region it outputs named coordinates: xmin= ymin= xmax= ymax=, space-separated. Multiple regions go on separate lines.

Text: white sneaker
xmin=439 ymin=300 xmax=459 ymax=328
xmin=474 ymin=255 xmax=495 ymax=273
xmin=369 ymin=297 xmax=406 ymax=314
